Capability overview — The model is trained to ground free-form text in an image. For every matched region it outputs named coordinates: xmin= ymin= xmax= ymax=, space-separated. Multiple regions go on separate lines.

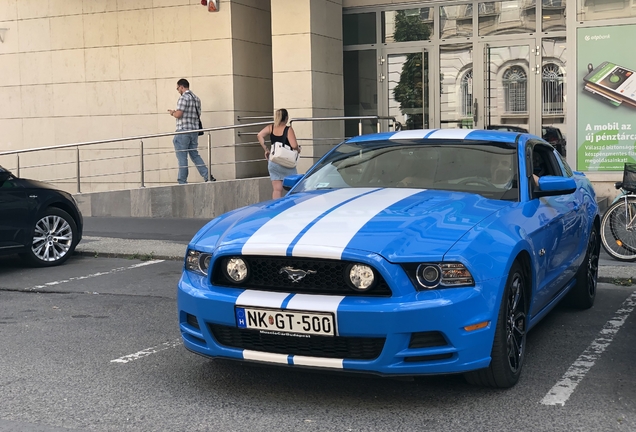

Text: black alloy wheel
xmin=21 ymin=207 xmax=78 ymax=267
xmin=465 ymin=261 xmax=527 ymax=388
xmin=565 ymin=224 xmax=600 ymax=309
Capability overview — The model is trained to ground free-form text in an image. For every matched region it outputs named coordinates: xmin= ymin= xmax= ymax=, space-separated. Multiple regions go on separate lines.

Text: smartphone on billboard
xmin=583 ymin=82 xmax=623 ymax=107
xmin=583 ymin=61 xmax=636 ymax=105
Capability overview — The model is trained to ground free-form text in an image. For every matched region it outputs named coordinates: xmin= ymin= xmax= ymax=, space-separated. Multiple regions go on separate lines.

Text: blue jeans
xmin=173 ymin=132 xmax=209 ymax=184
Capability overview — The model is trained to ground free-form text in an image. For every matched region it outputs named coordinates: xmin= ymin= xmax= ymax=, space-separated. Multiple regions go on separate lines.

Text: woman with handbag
xmin=257 ymin=108 xmax=300 ymax=199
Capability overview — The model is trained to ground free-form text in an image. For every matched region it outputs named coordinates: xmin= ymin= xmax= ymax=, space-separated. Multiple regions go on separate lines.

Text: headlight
xmin=416 ymin=264 xmax=441 ymax=288
xmin=185 ymin=249 xmax=212 ymax=276
xmin=347 ymin=264 xmax=375 ymax=291
xmin=414 ymin=262 xmax=474 ymax=290
xmin=224 ymin=257 xmax=248 ymax=283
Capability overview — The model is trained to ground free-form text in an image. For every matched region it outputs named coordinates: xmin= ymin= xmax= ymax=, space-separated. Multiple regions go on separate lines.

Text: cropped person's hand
xmin=264 ymin=149 xmax=270 ymax=160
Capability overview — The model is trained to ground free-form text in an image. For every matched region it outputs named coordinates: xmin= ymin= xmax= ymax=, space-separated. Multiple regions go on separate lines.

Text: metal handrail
xmin=0 ymin=115 xmax=400 ymax=194
xmin=290 ymin=115 xmax=400 ymax=136
xmin=0 ymin=121 xmax=272 ymax=156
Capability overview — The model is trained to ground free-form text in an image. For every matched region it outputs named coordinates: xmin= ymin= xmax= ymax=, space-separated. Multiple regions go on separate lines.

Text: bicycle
xmin=600 ymin=163 xmax=636 ymax=261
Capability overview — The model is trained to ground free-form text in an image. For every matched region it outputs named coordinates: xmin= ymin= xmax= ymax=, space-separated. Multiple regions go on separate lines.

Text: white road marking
xmin=541 ymin=290 xmax=636 ymax=406
xmin=23 ymin=260 xmax=164 ymax=291
xmin=111 ymin=339 xmax=182 ymax=364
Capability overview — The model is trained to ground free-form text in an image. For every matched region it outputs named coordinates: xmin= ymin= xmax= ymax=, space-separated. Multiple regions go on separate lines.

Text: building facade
xmin=1 ymin=0 xmax=636 ymax=197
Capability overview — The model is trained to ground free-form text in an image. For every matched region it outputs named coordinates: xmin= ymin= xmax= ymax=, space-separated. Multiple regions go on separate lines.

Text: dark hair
xmin=177 ymin=78 xmax=190 ymax=88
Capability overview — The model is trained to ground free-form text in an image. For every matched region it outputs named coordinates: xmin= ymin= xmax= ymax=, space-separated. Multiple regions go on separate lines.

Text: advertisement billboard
xmin=577 ymin=24 xmax=636 ymax=171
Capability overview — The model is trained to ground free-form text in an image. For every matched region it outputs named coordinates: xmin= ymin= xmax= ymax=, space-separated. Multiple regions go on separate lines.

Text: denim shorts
xmin=268 ymin=160 xmax=297 ymax=181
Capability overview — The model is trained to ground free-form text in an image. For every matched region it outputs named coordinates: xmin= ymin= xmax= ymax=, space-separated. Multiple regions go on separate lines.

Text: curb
xmin=74 ymin=250 xmax=184 ymax=261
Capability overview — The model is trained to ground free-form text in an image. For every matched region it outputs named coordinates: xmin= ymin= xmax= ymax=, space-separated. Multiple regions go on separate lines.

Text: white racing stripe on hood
xmin=242 ymin=188 xmax=378 ymax=256
xmin=292 ymin=188 xmax=422 ymax=259
xmin=426 ymin=129 xmax=473 ymax=139
xmin=236 ymin=290 xmax=289 ymax=308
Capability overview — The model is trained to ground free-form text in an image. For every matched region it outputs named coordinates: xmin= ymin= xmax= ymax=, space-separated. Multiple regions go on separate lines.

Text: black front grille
xmin=212 ymin=256 xmax=392 ymax=296
xmin=209 ymin=324 xmax=385 ymax=360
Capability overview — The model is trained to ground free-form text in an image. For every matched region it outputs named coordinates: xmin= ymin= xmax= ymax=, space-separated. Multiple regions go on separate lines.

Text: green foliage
xmin=392 ymin=10 xmax=431 ymax=129
xmin=393 ymin=10 xmax=431 ymax=43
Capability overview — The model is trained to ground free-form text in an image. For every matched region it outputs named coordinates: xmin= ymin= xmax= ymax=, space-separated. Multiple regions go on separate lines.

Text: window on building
xmin=343 ymin=13 xmax=376 ymax=45
xmin=577 ymin=0 xmax=636 ymax=21
xmin=461 ymin=69 xmax=474 ymax=117
xmin=542 ymin=63 xmax=564 ymax=114
xmin=440 ymin=5 xmax=473 ymax=39
xmin=382 ymin=8 xmax=433 ymax=43
xmin=503 ymin=66 xmax=527 ymax=113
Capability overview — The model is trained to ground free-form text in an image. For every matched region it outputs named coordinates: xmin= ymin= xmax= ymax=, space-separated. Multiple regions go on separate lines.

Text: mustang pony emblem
xmin=279 ymin=266 xmax=317 ymax=283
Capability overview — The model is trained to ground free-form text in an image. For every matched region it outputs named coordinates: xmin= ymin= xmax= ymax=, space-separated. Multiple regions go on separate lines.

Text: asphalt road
xmin=0 ymin=254 xmax=634 ymax=432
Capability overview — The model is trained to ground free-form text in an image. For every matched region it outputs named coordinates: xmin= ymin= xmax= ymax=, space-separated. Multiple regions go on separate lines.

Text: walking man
xmin=168 ymin=78 xmax=214 ymax=184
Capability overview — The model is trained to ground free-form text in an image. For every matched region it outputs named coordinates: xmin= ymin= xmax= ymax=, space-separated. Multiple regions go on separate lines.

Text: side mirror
xmin=282 ymin=174 xmax=303 ymax=191
xmin=534 ymin=176 xmax=576 ymax=197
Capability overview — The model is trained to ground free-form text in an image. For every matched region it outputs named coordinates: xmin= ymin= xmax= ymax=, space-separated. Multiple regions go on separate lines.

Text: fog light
xmin=348 ymin=264 xmax=375 ymax=291
xmin=225 ymin=257 xmax=248 ymax=283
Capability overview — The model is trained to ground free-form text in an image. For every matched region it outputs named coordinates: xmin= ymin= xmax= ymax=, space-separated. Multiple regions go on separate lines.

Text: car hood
xmin=196 ymin=188 xmax=512 ymax=262
xmin=16 ymin=177 xmax=64 ymax=191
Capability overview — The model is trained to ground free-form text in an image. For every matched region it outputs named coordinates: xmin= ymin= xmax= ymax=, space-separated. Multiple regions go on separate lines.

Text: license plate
xmin=235 ymin=307 xmax=335 ymax=337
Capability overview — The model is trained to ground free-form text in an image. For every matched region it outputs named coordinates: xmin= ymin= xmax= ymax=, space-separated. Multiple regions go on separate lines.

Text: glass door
xmin=439 ymin=43 xmax=474 ymax=129
xmin=476 ymin=41 xmax=537 ymax=133
xmin=381 ymin=48 xmax=430 ymax=130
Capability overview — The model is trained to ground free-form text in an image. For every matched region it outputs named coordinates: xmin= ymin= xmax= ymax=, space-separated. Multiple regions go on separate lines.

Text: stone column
xmin=271 ymin=0 xmax=344 ymax=173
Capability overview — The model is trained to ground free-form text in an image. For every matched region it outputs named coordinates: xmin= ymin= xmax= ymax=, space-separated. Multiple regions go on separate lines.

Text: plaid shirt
xmin=175 ymin=90 xmax=201 ymax=132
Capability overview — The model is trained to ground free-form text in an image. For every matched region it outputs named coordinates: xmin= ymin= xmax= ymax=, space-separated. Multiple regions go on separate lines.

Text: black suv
xmin=541 ymin=126 xmax=566 ymax=157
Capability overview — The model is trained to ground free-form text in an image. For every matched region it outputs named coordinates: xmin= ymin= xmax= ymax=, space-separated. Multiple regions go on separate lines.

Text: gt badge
xmin=279 ymin=266 xmax=317 ymax=283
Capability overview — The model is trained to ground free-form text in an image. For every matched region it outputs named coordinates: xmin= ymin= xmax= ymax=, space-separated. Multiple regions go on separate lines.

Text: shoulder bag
xmin=187 ymin=92 xmax=204 ymax=136
xmin=269 ymin=126 xmax=298 ymax=168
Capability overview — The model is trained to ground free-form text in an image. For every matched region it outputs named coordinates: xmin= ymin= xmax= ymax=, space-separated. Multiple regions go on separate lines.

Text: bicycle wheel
xmin=600 ymin=197 xmax=636 ymax=261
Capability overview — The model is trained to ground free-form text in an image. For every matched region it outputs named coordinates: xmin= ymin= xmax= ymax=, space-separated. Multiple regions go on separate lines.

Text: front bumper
xmin=177 ymin=270 xmax=506 ymax=376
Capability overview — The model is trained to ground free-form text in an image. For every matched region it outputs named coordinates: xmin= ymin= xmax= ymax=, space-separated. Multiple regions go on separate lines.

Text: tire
xmin=21 ymin=207 xmax=78 ymax=267
xmin=600 ymin=198 xmax=636 ymax=262
xmin=564 ymin=224 xmax=599 ymax=309
xmin=464 ymin=261 xmax=527 ymax=388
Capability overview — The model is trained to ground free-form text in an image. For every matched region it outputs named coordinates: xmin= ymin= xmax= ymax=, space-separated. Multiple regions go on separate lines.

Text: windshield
xmin=293 ymin=140 xmax=519 ymax=201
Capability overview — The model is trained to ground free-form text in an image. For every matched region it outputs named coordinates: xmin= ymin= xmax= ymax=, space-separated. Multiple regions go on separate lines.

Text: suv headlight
xmin=185 ymin=249 xmax=212 ymax=276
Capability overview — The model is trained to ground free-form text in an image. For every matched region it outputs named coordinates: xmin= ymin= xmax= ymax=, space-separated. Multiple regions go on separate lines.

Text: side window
xmin=531 ymin=143 xmax=563 ymax=178
xmin=556 ymin=152 xmax=573 ymax=177
xmin=0 ymin=176 xmax=17 ymax=189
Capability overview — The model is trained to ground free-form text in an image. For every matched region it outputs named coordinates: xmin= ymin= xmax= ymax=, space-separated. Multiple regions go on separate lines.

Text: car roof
xmin=346 ymin=128 xmax=536 ymax=146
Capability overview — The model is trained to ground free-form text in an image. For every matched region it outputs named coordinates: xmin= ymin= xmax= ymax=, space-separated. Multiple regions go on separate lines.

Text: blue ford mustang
xmin=178 ymin=129 xmax=600 ymax=388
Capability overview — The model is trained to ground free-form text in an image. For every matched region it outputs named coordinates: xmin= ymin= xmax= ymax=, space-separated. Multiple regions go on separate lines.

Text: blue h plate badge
xmin=236 ymin=307 xmax=247 ymax=328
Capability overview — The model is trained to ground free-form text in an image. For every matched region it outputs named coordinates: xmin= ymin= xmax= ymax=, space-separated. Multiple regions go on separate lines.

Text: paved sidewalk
xmin=76 ymin=217 xmax=636 ymax=284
